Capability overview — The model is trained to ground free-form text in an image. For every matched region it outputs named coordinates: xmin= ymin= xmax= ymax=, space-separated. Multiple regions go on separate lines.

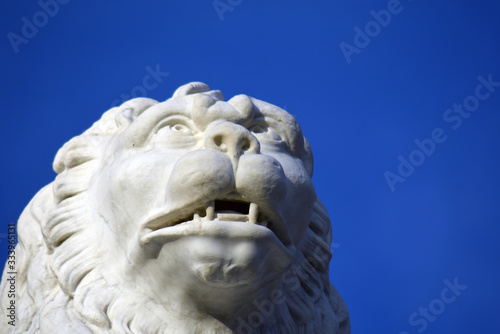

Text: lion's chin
xmin=136 ymin=221 xmax=294 ymax=290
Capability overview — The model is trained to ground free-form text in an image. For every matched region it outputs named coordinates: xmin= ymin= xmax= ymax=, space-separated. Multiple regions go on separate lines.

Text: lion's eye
xmin=249 ymin=124 xmax=282 ymax=142
xmin=171 ymin=124 xmax=190 ymax=133
xmin=157 ymin=123 xmax=193 ymax=137
xmin=153 ymin=117 xmax=196 ymax=148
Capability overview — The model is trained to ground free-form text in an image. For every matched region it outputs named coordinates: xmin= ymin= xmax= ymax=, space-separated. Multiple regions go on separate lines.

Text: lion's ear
xmin=171 ymin=82 xmax=211 ymax=99
xmin=114 ymin=98 xmax=159 ymax=127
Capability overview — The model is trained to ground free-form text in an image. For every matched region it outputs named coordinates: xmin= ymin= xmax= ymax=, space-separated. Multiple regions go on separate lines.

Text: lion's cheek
xmin=284 ymin=175 xmax=316 ymax=244
xmin=263 ymin=152 xmax=316 ymax=244
xmin=97 ymin=154 xmax=177 ymax=232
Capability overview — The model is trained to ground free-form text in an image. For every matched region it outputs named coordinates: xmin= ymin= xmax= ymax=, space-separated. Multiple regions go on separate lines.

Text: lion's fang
xmin=249 ymin=203 xmax=259 ymax=224
xmin=206 ymin=201 xmax=215 ymax=220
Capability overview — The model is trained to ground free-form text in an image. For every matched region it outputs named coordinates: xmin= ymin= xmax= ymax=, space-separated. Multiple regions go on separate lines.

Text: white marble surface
xmin=0 ymin=82 xmax=350 ymax=333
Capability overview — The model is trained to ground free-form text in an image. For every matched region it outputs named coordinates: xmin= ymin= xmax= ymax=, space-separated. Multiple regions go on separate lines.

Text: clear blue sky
xmin=1 ymin=1 xmax=499 ymax=333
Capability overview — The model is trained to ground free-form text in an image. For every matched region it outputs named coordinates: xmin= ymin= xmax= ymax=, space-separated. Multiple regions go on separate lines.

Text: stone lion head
xmin=0 ymin=82 xmax=350 ymax=333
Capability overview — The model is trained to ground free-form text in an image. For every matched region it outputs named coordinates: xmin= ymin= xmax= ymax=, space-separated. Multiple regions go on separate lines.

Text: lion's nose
xmin=205 ymin=122 xmax=260 ymax=159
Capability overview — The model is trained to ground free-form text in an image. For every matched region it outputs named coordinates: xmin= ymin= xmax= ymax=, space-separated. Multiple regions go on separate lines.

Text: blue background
xmin=1 ymin=1 xmax=499 ymax=333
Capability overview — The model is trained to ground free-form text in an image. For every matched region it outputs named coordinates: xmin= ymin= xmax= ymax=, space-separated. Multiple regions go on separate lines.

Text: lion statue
xmin=0 ymin=82 xmax=350 ymax=333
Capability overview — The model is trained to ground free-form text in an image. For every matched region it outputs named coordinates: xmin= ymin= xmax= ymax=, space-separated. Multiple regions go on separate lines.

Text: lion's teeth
xmin=249 ymin=203 xmax=259 ymax=224
xmin=206 ymin=201 xmax=215 ymax=220
xmin=193 ymin=213 xmax=201 ymax=222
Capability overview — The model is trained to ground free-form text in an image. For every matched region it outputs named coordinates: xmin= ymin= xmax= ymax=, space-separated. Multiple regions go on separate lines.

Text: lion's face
xmin=89 ymin=89 xmax=316 ymax=311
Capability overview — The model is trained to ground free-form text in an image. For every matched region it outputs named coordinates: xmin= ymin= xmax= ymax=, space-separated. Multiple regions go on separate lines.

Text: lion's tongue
xmin=215 ymin=202 xmax=259 ymax=223
xmin=216 ymin=212 xmax=248 ymax=222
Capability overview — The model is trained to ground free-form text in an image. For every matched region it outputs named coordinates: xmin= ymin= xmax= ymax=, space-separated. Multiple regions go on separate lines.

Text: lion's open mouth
xmin=140 ymin=198 xmax=292 ymax=247
xmin=167 ymin=200 xmax=269 ymax=227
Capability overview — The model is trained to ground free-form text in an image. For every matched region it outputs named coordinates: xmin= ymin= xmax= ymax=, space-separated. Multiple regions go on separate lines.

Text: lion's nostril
xmin=241 ymin=141 xmax=250 ymax=152
xmin=213 ymin=135 xmax=228 ymax=152
xmin=214 ymin=135 xmax=223 ymax=147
